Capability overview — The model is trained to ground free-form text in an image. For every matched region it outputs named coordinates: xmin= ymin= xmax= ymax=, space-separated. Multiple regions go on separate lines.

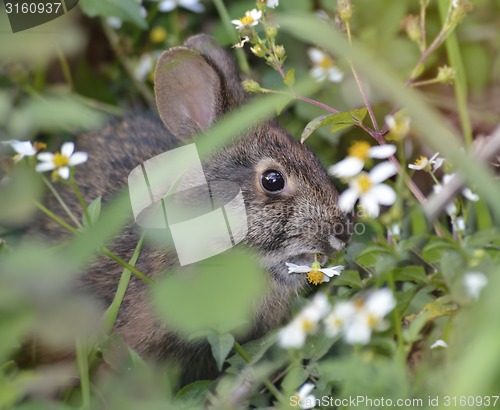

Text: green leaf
xmin=284 ymin=68 xmax=296 ymax=86
xmin=300 ymin=108 xmax=367 ymax=143
xmin=355 ymin=244 xmax=393 ymax=267
xmin=82 ymin=196 xmax=102 ymax=228
xmin=393 ymin=266 xmax=428 ymax=284
xmin=331 ymin=269 xmax=362 ymax=289
xmin=422 ymin=239 xmax=458 ymax=263
xmin=79 ymin=0 xmax=147 ymax=29
xmin=175 ymin=380 xmax=213 ymax=406
xmin=403 ymin=311 xmax=429 ymax=344
xmin=207 ymin=333 xmax=234 ymax=371
xmin=350 ymin=107 xmax=368 ymax=123
xmin=301 ymin=114 xmax=332 ymax=143
xmin=153 ymin=250 xmax=266 ymax=336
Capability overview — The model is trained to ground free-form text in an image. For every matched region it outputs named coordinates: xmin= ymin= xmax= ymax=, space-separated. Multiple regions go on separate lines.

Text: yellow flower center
xmin=150 ymin=26 xmax=167 ymax=43
xmin=301 ymin=318 xmax=315 ymax=333
xmin=307 ymin=269 xmax=324 ymax=285
xmin=354 ymin=173 xmax=372 ymax=194
xmin=348 ymin=141 xmax=371 ymax=160
xmin=52 ymin=152 xmax=69 ymax=168
xmin=367 ymin=314 xmax=379 ymax=328
xmin=319 ymin=55 xmax=334 ymax=69
xmin=413 ymin=155 xmax=428 ymax=167
xmin=240 ymin=15 xmax=254 ymax=25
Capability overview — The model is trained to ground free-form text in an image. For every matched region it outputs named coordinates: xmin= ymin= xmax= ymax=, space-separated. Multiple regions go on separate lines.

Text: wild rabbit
xmin=32 ymin=34 xmax=352 ymax=382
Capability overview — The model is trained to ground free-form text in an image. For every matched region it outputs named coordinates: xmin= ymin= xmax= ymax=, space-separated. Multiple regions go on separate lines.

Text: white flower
xmin=134 ymin=53 xmax=155 ymax=82
xmin=286 ymin=261 xmax=344 ymax=286
xmin=408 ymin=152 xmax=443 ymax=172
xmin=455 ymin=216 xmax=465 ymax=233
xmin=338 ymin=161 xmax=397 ymax=218
xmin=323 ymin=301 xmax=355 ymax=338
xmin=35 ymin=142 xmax=87 ymax=180
xmin=436 ymin=173 xmax=480 ymax=204
xmin=463 ymin=272 xmax=488 ymax=300
xmin=267 ymin=0 xmax=279 ymax=8
xmin=343 ymin=288 xmax=396 ymax=345
xmin=293 ymin=382 xmax=316 ymax=409
xmin=2 ymin=140 xmax=37 ymax=162
xmin=328 ymin=141 xmax=396 ymax=178
xmin=308 ymin=48 xmax=343 ymax=83
xmin=430 ymin=339 xmax=448 ymax=349
xmin=385 ymin=114 xmax=410 ymax=139
xmin=278 ymin=293 xmax=330 ymax=349
xmin=231 ymin=9 xmax=262 ymax=30
xmin=158 ymin=0 xmax=205 ymax=13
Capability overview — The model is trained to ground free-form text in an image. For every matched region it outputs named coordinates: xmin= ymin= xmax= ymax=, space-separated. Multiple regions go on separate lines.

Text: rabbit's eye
xmin=261 ymin=169 xmax=285 ymax=193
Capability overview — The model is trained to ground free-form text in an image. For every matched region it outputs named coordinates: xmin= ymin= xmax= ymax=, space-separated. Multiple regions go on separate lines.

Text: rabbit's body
xmin=32 ymin=35 xmax=351 ymax=382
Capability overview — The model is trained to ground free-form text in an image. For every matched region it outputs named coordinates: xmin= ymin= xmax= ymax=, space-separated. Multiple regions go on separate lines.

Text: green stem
xmin=101 ymin=233 xmax=146 ymax=333
xmin=33 ymin=199 xmax=78 ymax=234
xmin=56 ymin=44 xmax=74 ymax=90
xmin=33 ymin=199 xmax=152 ymax=285
xmin=212 ymin=0 xmax=250 ymax=74
xmin=102 ymin=248 xmax=154 ymax=285
xmin=76 ymin=339 xmax=90 ymax=410
xmin=438 ymin=0 xmax=473 ymax=147
xmin=69 ymin=179 xmax=91 ymax=226
xmin=42 ymin=176 xmax=82 ymax=228
xmin=233 ymin=341 xmax=284 ymax=401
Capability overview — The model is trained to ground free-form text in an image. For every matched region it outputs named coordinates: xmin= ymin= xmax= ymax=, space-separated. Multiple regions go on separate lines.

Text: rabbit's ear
xmin=184 ymin=34 xmax=245 ymax=109
xmin=154 ymin=47 xmax=224 ymax=140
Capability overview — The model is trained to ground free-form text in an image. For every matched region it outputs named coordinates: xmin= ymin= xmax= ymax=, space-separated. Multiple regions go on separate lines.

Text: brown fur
xmin=30 ymin=35 xmax=351 ymax=383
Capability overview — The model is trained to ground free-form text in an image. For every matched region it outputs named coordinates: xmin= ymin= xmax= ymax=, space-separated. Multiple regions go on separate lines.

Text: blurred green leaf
xmin=153 ymin=250 xmax=266 ymax=336
xmin=175 ymin=380 xmax=213 ymax=408
xmin=207 ymin=333 xmax=234 ymax=372
xmin=331 ymin=270 xmax=362 ymax=289
xmin=82 ymin=196 xmax=102 ymax=228
xmin=7 ymin=94 xmax=106 ymax=139
xmin=79 ymin=0 xmax=147 ymax=29
xmin=284 ymin=68 xmax=296 ymax=86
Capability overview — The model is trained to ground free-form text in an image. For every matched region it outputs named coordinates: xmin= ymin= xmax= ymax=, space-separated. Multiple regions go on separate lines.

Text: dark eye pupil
xmin=261 ymin=170 xmax=285 ymax=192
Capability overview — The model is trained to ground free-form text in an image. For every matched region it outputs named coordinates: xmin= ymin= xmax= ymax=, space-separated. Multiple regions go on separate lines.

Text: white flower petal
xmin=179 ymin=0 xmax=205 ymax=13
xmin=307 ymin=48 xmax=325 ymax=63
xmin=310 ymin=66 xmax=326 ymax=81
xmin=267 ymin=0 xmax=279 ymax=8
xmin=370 ymin=184 xmax=396 ymax=206
xmin=442 ymin=173 xmax=454 ymax=185
xmin=462 ymin=188 xmax=479 ymax=202
xmin=61 ymin=142 xmax=75 ymax=158
xmin=338 ymin=188 xmax=359 ymax=213
xmin=463 ymin=272 xmax=488 ymax=300
xmin=360 ymin=191 xmax=380 ymax=218
xmin=298 ymin=382 xmax=314 ymax=398
xmin=37 ymin=152 xmax=54 ymax=162
xmin=365 ymin=288 xmax=396 ymax=318
xmin=35 ymin=162 xmax=55 ymax=173
xmin=10 ymin=141 xmax=36 ymax=156
xmin=369 ymin=144 xmax=396 ymax=159
xmin=430 ymin=339 xmax=448 ymax=349
xmin=278 ymin=321 xmax=307 ymax=349
xmin=369 ymin=161 xmax=397 ymax=184
xmin=107 ymin=17 xmax=123 ymax=29
xmin=158 ymin=0 xmax=176 ymax=12
xmin=327 ymin=67 xmax=344 ymax=83
xmin=385 ymin=115 xmax=396 ymax=130
xmin=286 ymin=262 xmax=311 ymax=273
xmin=320 ymin=265 xmax=344 ymax=277
xmin=58 ymin=167 xmax=70 ymax=180
xmin=328 ymin=157 xmax=364 ymax=178
xmin=69 ymin=152 xmax=88 ymax=166
xmin=344 ymin=317 xmax=372 ymax=345
xmin=408 ymin=161 xmax=426 ymax=170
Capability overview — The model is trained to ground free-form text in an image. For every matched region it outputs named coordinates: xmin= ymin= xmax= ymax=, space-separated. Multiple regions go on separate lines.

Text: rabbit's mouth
xmin=287 ymin=252 xmax=328 ymax=267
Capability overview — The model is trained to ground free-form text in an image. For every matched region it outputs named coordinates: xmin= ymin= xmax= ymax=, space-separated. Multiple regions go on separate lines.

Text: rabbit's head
xmin=154 ymin=35 xmax=352 ymax=289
